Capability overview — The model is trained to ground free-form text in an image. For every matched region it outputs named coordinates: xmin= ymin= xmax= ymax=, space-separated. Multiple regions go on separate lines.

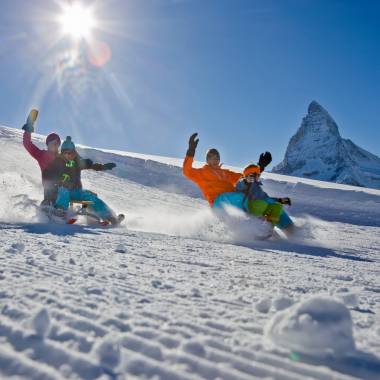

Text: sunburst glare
xmin=59 ymin=2 xmax=96 ymax=40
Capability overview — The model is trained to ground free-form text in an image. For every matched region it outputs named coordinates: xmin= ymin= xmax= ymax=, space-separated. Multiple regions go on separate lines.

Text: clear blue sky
xmin=1 ymin=0 xmax=379 ymax=168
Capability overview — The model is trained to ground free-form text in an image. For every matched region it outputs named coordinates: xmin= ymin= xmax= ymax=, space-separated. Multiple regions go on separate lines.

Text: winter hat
xmin=206 ymin=148 xmax=220 ymax=160
xmin=46 ymin=133 xmax=61 ymax=146
xmin=243 ymin=164 xmax=261 ymax=177
xmin=61 ymin=136 xmax=76 ymax=152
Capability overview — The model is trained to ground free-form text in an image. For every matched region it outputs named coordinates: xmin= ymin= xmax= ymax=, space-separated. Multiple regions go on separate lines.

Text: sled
xmin=69 ymin=200 xmax=110 ymax=226
xmin=40 ymin=201 xmax=123 ymax=226
xmin=211 ymin=201 xmax=292 ymax=241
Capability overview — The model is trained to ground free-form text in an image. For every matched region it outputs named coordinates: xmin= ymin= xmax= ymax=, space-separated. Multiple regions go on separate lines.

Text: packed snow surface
xmin=0 ymin=125 xmax=380 ymax=380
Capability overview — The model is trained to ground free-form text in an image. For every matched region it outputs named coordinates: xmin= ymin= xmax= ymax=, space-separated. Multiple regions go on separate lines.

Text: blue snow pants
xmin=213 ymin=192 xmax=293 ymax=229
xmin=55 ymin=187 xmax=113 ymax=220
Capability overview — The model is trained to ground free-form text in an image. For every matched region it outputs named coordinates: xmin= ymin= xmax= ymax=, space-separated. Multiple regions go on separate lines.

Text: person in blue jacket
xmin=214 ymin=163 xmax=295 ymax=236
xmin=235 ymin=164 xmax=294 ymax=235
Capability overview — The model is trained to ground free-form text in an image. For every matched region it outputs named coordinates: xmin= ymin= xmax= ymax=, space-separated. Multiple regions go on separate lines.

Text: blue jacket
xmin=235 ymin=178 xmax=270 ymax=201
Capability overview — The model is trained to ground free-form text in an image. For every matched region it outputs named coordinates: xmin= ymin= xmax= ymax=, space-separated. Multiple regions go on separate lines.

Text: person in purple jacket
xmin=22 ymin=121 xmax=62 ymax=205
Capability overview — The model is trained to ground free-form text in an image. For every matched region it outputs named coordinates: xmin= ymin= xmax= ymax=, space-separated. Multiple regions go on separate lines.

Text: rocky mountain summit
xmin=273 ymin=101 xmax=380 ymax=188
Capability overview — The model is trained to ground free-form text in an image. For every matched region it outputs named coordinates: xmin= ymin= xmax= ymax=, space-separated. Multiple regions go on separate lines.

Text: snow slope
xmin=273 ymin=101 xmax=380 ymax=189
xmin=1 ymin=125 xmax=380 ymax=380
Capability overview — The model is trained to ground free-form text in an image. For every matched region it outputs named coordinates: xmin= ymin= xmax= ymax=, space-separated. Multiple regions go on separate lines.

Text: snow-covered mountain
xmin=0 ymin=125 xmax=380 ymax=380
xmin=273 ymin=101 xmax=380 ymax=189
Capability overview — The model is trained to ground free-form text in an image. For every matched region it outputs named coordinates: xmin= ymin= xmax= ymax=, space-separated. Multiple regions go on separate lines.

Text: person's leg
xmin=72 ymin=189 xmax=115 ymax=220
xmin=213 ymin=192 xmax=247 ymax=211
xmin=55 ymin=187 xmax=71 ymax=209
xmin=42 ymin=186 xmax=57 ymax=206
xmin=247 ymin=199 xmax=269 ymax=217
xmin=265 ymin=198 xmax=294 ymax=230
xmin=264 ymin=203 xmax=283 ymax=225
xmin=278 ymin=212 xmax=294 ymax=229
xmin=247 ymin=199 xmax=282 ymax=226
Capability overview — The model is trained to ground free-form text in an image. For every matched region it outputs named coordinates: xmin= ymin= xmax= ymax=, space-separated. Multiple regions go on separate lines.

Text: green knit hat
xmin=61 ymin=136 xmax=76 ymax=152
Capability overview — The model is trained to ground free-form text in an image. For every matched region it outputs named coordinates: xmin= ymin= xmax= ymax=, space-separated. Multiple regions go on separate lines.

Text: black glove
xmin=91 ymin=163 xmax=104 ymax=171
xmin=103 ymin=162 xmax=116 ymax=171
xmin=187 ymin=133 xmax=199 ymax=157
xmin=277 ymin=197 xmax=292 ymax=206
xmin=257 ymin=151 xmax=272 ymax=171
xmin=22 ymin=123 xmax=34 ymax=133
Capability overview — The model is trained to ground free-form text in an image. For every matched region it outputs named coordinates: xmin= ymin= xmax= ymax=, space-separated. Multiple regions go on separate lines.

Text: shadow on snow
xmin=237 ymin=240 xmax=375 ymax=263
xmin=0 ymin=222 xmax=109 ymax=237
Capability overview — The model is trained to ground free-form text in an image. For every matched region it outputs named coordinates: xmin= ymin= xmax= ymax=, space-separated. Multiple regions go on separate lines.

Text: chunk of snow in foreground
xmin=93 ymin=335 xmax=121 ymax=371
xmin=264 ymin=296 xmax=356 ymax=357
xmin=30 ymin=308 xmax=51 ymax=338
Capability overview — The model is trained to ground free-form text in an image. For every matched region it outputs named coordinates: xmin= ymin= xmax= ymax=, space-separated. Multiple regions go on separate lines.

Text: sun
xmin=59 ymin=2 xmax=96 ymax=40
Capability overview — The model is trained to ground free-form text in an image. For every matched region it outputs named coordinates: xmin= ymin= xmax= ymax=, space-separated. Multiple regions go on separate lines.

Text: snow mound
xmin=93 ymin=335 xmax=121 ymax=371
xmin=264 ymin=296 xmax=356 ymax=357
xmin=30 ymin=308 xmax=51 ymax=338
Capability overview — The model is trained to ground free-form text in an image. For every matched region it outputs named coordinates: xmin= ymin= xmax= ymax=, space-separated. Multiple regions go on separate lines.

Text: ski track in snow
xmin=1 ymin=126 xmax=380 ymax=380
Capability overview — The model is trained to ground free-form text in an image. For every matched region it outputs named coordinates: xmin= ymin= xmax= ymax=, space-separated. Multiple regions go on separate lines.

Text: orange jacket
xmin=183 ymin=155 xmax=242 ymax=205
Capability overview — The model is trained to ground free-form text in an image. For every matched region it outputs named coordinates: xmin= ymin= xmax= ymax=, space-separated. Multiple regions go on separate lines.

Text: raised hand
xmin=258 ymin=151 xmax=272 ymax=171
xmin=22 ymin=109 xmax=39 ymax=133
xmin=187 ymin=133 xmax=199 ymax=157
xmin=22 ymin=123 xmax=34 ymax=133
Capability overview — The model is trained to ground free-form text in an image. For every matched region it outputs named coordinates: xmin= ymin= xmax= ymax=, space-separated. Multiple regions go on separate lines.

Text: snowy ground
xmin=0 ymin=126 xmax=379 ymax=380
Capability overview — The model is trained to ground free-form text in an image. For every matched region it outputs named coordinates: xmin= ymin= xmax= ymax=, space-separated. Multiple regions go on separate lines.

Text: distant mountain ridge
xmin=272 ymin=101 xmax=380 ymax=189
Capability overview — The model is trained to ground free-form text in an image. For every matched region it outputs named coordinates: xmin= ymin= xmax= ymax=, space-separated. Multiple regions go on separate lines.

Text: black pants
xmin=41 ymin=185 xmax=58 ymax=205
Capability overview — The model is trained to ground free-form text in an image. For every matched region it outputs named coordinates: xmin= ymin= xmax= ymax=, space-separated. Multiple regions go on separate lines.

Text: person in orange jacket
xmin=183 ymin=133 xmax=272 ymax=208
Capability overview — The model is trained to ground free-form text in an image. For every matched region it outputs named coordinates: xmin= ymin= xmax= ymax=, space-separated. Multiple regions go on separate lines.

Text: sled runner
xmin=40 ymin=200 xmax=125 ymax=226
xmin=71 ymin=200 xmax=125 ymax=226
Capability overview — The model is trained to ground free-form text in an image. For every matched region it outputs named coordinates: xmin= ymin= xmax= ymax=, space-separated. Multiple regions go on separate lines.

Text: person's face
xmin=207 ymin=154 xmax=220 ymax=169
xmin=246 ymin=173 xmax=260 ymax=183
xmin=62 ymin=150 xmax=76 ymax=160
xmin=47 ymin=140 xmax=60 ymax=154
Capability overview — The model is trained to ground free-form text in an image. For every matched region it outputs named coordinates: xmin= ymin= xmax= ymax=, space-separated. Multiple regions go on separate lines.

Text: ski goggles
xmin=246 ymin=173 xmax=260 ymax=183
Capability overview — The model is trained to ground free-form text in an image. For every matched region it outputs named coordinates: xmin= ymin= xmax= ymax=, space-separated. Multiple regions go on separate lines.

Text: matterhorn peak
xmin=308 ymin=100 xmax=327 ymax=114
xmin=301 ymin=100 xmax=340 ymax=138
xmin=272 ymin=102 xmax=380 ymax=189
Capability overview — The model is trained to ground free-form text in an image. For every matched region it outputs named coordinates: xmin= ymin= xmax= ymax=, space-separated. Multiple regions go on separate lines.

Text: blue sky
xmin=0 ymin=0 xmax=379 ymax=168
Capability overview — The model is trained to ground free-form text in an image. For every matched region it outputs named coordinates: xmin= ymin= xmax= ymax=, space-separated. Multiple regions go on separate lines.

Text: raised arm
xmin=183 ymin=133 xmax=202 ymax=181
xmin=23 ymin=131 xmax=43 ymax=161
xmin=22 ymin=110 xmax=44 ymax=161
xmin=183 ymin=155 xmax=202 ymax=181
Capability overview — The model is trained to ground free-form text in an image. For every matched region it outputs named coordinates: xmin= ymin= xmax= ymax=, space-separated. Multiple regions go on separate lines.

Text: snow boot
xmin=107 ymin=214 xmax=125 ymax=226
xmin=282 ymin=223 xmax=296 ymax=238
xmin=51 ymin=207 xmax=77 ymax=224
